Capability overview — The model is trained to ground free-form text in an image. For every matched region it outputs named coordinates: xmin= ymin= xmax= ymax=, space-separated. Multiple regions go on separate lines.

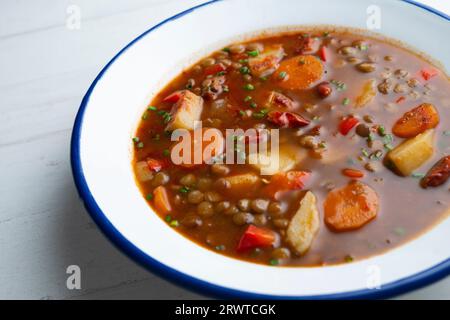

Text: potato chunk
xmin=249 ymin=144 xmax=306 ymax=175
xmin=355 ymin=79 xmax=376 ymax=107
xmin=135 ymin=161 xmax=153 ymax=182
xmin=286 ymin=191 xmax=319 ymax=255
xmin=386 ymin=129 xmax=434 ymax=176
xmin=248 ymin=45 xmax=285 ymax=77
xmin=165 ymin=90 xmax=203 ymax=131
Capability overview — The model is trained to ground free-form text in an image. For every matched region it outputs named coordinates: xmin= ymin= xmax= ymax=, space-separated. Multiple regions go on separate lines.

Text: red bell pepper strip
xmin=163 ymin=90 xmax=183 ymax=103
xmin=339 ymin=117 xmax=359 ymax=135
xmin=267 ymin=111 xmax=310 ymax=128
xmin=204 ymin=63 xmax=226 ymax=76
xmin=342 ymin=168 xmax=364 ymax=178
xmin=236 ymin=225 xmax=276 ymax=252
xmin=146 ymin=158 xmax=164 ymax=172
xmin=420 ymin=68 xmax=438 ymax=81
xmin=318 ymin=46 xmax=327 ymax=62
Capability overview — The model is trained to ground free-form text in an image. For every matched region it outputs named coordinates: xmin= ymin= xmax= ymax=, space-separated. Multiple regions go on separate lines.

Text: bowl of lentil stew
xmin=72 ymin=0 xmax=450 ymax=298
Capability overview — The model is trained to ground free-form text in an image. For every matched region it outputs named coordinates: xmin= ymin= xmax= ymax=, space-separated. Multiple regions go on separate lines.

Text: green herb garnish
xmin=170 ymin=220 xmax=179 ymax=227
xmin=377 ymin=125 xmax=386 ymax=136
xmin=278 ymin=71 xmax=287 ymax=79
xmin=252 ymin=109 xmax=269 ymax=119
xmin=239 ymin=66 xmax=250 ymax=75
xmin=330 ymin=79 xmax=347 ymax=91
xmin=243 ymin=83 xmax=255 ymax=91
xmin=411 ymin=172 xmax=425 ymax=179
xmin=179 ymin=186 xmax=190 ymax=194
xmin=269 ymin=259 xmax=279 ymax=266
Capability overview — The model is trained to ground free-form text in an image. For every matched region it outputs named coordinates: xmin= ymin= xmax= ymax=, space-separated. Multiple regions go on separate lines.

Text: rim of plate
xmin=70 ymin=0 xmax=450 ymax=299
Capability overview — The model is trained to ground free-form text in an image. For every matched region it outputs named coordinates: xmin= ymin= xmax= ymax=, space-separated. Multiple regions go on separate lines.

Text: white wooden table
xmin=0 ymin=0 xmax=448 ymax=300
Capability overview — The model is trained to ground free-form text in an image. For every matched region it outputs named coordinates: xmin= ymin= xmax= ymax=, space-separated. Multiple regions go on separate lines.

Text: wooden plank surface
xmin=0 ymin=0 xmax=448 ymax=299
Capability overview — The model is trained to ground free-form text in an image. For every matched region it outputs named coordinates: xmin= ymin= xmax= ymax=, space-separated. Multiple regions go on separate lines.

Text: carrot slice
xmin=392 ymin=103 xmax=439 ymax=138
xmin=342 ymin=168 xmax=364 ymax=178
xmin=153 ymin=186 xmax=171 ymax=214
xmin=324 ymin=181 xmax=379 ymax=232
xmin=276 ymin=55 xmax=324 ymax=90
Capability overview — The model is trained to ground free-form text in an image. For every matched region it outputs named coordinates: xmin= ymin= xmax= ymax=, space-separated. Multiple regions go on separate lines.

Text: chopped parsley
xmin=252 ymin=108 xmax=269 ymax=119
xmin=239 ymin=66 xmax=250 ymax=75
xmin=411 ymin=172 xmax=425 ymax=179
xmin=377 ymin=125 xmax=386 ymax=136
xmin=158 ymin=110 xmax=172 ymax=123
xmin=179 ymin=186 xmax=190 ymax=194
xmin=269 ymin=259 xmax=279 ymax=266
xmin=342 ymin=98 xmax=350 ymax=105
xmin=243 ymin=83 xmax=255 ymax=91
xmin=169 ymin=220 xmax=179 ymax=227
xmin=247 ymin=50 xmax=259 ymax=57
xmin=330 ymin=79 xmax=347 ymax=91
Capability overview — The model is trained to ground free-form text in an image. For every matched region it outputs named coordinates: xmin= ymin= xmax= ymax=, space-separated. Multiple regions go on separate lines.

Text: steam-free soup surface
xmin=133 ymin=29 xmax=450 ymax=266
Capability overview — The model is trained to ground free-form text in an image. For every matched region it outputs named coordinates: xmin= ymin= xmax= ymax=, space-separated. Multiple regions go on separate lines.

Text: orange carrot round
xmin=392 ymin=103 xmax=439 ymax=138
xmin=324 ymin=181 xmax=379 ymax=232
xmin=276 ymin=55 xmax=324 ymax=90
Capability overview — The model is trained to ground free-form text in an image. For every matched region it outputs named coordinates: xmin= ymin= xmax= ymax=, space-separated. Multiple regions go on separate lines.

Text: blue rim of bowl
xmin=71 ymin=0 xmax=450 ymax=299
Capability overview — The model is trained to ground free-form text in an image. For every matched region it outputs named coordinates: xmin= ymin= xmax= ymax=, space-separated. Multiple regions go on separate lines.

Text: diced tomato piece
xmin=342 ymin=168 xmax=364 ymax=178
xmin=339 ymin=117 xmax=359 ymax=135
xmin=267 ymin=111 xmax=310 ymax=128
xmin=318 ymin=46 xmax=327 ymax=62
xmin=163 ymin=90 xmax=183 ymax=103
xmin=146 ymin=158 xmax=164 ymax=172
xmin=264 ymin=171 xmax=311 ymax=198
xmin=236 ymin=225 xmax=276 ymax=252
xmin=204 ymin=63 xmax=226 ymax=76
xmin=420 ymin=68 xmax=438 ymax=81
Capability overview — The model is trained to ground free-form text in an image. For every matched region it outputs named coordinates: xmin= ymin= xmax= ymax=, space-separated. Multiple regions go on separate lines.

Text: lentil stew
xmin=132 ymin=29 xmax=450 ymax=267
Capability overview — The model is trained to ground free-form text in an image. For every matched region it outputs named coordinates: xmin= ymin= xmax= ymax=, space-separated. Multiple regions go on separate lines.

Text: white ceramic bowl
xmin=71 ymin=0 xmax=450 ymax=299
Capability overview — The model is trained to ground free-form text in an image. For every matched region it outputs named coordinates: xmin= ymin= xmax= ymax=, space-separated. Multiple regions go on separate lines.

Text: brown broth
xmin=133 ymin=30 xmax=450 ymax=267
